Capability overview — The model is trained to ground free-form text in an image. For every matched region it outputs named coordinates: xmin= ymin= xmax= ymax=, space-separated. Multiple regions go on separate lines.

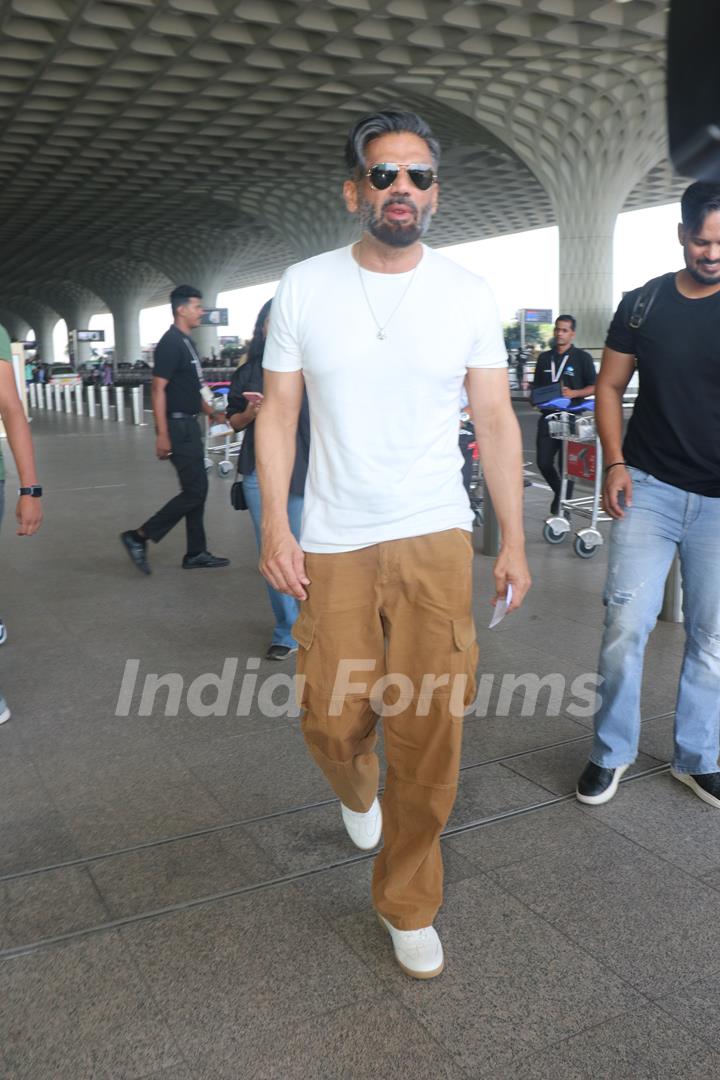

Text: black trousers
xmin=536 ymin=416 xmax=573 ymax=506
xmin=142 ymin=417 xmax=208 ymax=556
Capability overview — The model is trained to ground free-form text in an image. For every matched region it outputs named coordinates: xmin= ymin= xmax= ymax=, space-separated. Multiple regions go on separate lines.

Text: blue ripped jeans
xmin=591 ymin=467 xmax=720 ymax=775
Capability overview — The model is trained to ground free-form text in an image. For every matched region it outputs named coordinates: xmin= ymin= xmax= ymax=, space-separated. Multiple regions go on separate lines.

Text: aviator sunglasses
xmin=364 ymin=162 xmax=438 ymax=191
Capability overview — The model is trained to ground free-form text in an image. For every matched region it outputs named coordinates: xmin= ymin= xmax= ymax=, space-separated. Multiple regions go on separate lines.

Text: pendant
xmin=377 ymin=329 xmax=386 ymax=341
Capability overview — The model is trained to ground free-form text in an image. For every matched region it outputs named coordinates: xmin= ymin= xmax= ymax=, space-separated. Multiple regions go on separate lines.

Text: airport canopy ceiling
xmin=0 ymin=0 xmax=677 ymax=317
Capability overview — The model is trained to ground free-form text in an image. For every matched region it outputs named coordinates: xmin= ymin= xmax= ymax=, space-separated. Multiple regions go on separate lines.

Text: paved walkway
xmin=2 ymin=406 xmax=719 ymax=1079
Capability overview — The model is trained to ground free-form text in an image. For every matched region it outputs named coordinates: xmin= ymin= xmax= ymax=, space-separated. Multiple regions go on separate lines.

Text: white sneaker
xmin=0 ymin=697 xmax=10 ymax=724
xmin=0 ymin=620 xmax=6 ymax=645
xmin=340 ymin=797 xmax=382 ymax=850
xmin=377 ymin=914 xmax=444 ymax=980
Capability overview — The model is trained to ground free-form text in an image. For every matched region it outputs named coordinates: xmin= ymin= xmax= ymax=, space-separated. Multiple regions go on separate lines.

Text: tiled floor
xmin=1 ymin=404 xmax=717 ymax=1078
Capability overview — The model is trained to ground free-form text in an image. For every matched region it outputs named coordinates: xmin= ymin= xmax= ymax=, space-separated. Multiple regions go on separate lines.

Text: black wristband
xmin=604 ymin=462 xmax=626 ymax=475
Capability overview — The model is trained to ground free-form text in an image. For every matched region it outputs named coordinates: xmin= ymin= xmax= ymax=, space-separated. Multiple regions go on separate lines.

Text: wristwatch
xmin=18 ymin=486 xmax=42 ymax=497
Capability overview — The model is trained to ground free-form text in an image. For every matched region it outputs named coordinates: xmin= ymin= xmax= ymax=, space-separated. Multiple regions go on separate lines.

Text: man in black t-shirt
xmin=576 ymin=181 xmax=720 ymax=810
xmin=532 ymin=315 xmax=597 ymax=514
xmin=120 ymin=285 xmax=229 ymax=574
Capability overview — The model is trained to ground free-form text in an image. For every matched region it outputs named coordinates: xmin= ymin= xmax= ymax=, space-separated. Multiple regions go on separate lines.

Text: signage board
xmin=200 ymin=308 xmax=229 ymax=326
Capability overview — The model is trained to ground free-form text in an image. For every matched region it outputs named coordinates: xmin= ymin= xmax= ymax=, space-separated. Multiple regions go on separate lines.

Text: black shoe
xmin=670 ymin=769 xmax=720 ymax=809
xmin=550 ymin=496 xmax=560 ymax=516
xmin=576 ymin=761 xmax=629 ymax=805
xmin=120 ymin=531 xmax=151 ymax=575
xmin=265 ymin=644 xmax=298 ymax=661
xmin=182 ymin=551 xmax=230 ymax=569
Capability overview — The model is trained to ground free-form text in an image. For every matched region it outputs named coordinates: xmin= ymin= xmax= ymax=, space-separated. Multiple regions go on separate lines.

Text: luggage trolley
xmin=203 ymin=382 xmax=243 ymax=477
xmin=542 ymin=410 xmax=611 ymax=558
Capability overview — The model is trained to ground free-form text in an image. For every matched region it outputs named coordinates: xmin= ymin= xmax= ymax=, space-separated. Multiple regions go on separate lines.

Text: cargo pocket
xmin=450 ymin=614 xmax=478 ymax=713
xmin=292 ymin=609 xmax=315 ymax=651
xmin=452 ymin=615 xmax=477 ymax=653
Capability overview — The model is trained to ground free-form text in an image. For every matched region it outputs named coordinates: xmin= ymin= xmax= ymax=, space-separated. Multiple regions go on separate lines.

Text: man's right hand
xmin=260 ymin=528 xmax=310 ymax=600
xmin=16 ymin=495 xmax=43 ymax=536
xmin=156 ymin=434 xmax=172 ymax=460
xmin=603 ymin=463 xmax=632 ymax=519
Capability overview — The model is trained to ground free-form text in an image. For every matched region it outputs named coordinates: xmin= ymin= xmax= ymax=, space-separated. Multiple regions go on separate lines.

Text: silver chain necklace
xmin=357 ymin=260 xmax=419 ymax=341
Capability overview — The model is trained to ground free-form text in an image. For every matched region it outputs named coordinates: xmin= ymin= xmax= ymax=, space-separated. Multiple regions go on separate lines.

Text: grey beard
xmin=358 ymin=198 xmax=433 ymax=247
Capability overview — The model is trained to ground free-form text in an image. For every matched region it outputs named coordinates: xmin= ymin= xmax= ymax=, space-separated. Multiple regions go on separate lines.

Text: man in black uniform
xmin=121 ymin=285 xmax=229 ymax=574
xmin=532 ymin=315 xmax=597 ymax=514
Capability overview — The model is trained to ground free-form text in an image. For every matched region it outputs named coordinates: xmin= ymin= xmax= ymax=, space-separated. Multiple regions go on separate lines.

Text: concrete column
xmin=111 ymin=299 xmax=142 ymax=369
xmin=0 ymin=311 xmax=30 ymax=343
xmin=30 ymin=310 xmax=58 ymax=366
xmin=193 ymin=282 xmax=220 ymax=361
xmin=67 ymin=304 xmax=98 ymax=366
xmin=557 ymin=200 xmax=620 ymax=351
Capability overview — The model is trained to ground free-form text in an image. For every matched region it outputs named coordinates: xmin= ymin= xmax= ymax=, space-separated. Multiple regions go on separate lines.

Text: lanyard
xmin=182 ymin=336 xmax=205 ymax=388
xmin=550 ymin=348 xmax=571 ymax=383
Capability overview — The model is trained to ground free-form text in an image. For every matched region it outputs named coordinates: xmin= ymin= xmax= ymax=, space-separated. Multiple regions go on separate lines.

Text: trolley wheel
xmin=204 ymin=457 xmax=213 ymax=471
xmin=543 ymin=521 xmax=567 ymax=545
xmin=218 ymin=460 xmax=233 ymax=477
xmin=574 ymin=535 xmax=598 ymax=559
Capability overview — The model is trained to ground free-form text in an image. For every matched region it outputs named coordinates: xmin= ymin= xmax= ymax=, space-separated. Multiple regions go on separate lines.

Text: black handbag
xmin=230 ymin=476 xmax=247 ymax=511
xmin=530 ymin=381 xmax=563 ymax=407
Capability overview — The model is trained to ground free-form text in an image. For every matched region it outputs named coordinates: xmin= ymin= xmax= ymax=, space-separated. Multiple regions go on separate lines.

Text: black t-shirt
xmin=606 ymin=276 xmax=720 ymax=496
xmin=532 ymin=345 xmax=596 ymax=413
xmin=226 ymin=357 xmax=310 ymax=496
xmin=153 ymin=325 xmax=203 ymax=416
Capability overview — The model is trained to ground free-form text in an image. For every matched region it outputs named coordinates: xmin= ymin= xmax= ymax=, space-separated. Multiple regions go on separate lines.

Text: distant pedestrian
xmin=532 ymin=315 xmax=596 ymax=515
xmin=226 ymin=299 xmax=310 ymax=660
xmin=120 ymin=285 xmax=230 ymax=574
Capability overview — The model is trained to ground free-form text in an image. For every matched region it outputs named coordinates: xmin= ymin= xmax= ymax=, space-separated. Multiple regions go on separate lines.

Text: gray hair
xmin=344 ymin=108 xmax=441 ymax=175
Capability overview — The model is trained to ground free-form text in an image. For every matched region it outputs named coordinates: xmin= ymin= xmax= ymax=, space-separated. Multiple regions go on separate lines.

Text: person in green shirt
xmin=0 ymin=323 xmax=43 ymax=723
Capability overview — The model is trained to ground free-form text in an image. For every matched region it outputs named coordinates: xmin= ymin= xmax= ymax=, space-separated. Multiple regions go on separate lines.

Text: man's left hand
xmin=561 ymin=387 xmax=575 ymax=399
xmin=492 ymin=544 xmax=531 ymax=613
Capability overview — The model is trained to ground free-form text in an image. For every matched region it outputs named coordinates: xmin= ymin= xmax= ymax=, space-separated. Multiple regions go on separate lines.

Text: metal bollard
xmin=115 ymin=385 xmax=125 ymax=422
xmin=64 ymin=385 xmax=73 ymax=413
xmin=28 ymin=383 xmax=37 ymax=409
xmin=54 ymin=383 xmax=63 ymax=411
xmin=131 ymin=385 xmax=145 ymax=426
xmin=660 ymin=554 xmax=683 ymax=624
xmin=87 ymin=385 xmax=96 ymax=418
xmin=100 ymin=385 xmax=110 ymax=420
xmin=75 ymin=383 xmax=84 ymax=415
xmin=46 ymin=384 xmax=54 ymax=410
xmin=36 ymin=384 xmax=45 ymax=409
xmin=482 ymin=482 xmax=501 ymax=556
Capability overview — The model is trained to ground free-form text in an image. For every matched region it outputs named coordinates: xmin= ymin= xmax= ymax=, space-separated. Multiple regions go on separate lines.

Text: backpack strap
xmin=628 ymin=273 xmax=674 ymax=330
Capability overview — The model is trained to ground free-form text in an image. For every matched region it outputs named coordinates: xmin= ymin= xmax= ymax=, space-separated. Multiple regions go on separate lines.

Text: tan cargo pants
xmin=293 ymin=529 xmax=477 ymax=930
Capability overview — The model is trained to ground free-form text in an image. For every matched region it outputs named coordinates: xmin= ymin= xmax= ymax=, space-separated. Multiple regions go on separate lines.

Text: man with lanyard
xmin=121 ymin=285 xmax=229 ymax=574
xmin=577 ymin=181 xmax=720 ymax=808
xmin=532 ymin=315 xmax=596 ymax=514
xmin=256 ymin=108 xmax=530 ymax=979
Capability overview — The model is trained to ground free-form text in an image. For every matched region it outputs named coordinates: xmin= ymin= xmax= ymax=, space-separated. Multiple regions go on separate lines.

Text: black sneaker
xmin=265 ymin=644 xmax=298 ymax=661
xmin=120 ymin=531 xmax=151 ymax=575
xmin=550 ymin=496 xmax=560 ymax=516
xmin=576 ymin=761 xmax=629 ymax=805
xmin=182 ymin=551 xmax=230 ymax=569
xmin=670 ymin=769 xmax=720 ymax=809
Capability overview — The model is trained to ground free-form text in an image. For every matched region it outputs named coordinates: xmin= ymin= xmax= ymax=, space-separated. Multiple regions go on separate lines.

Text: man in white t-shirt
xmin=256 ymin=108 xmax=530 ymax=979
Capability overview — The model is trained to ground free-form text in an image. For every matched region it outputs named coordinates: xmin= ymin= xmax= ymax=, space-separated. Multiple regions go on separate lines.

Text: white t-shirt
xmin=263 ymin=243 xmax=507 ymax=553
